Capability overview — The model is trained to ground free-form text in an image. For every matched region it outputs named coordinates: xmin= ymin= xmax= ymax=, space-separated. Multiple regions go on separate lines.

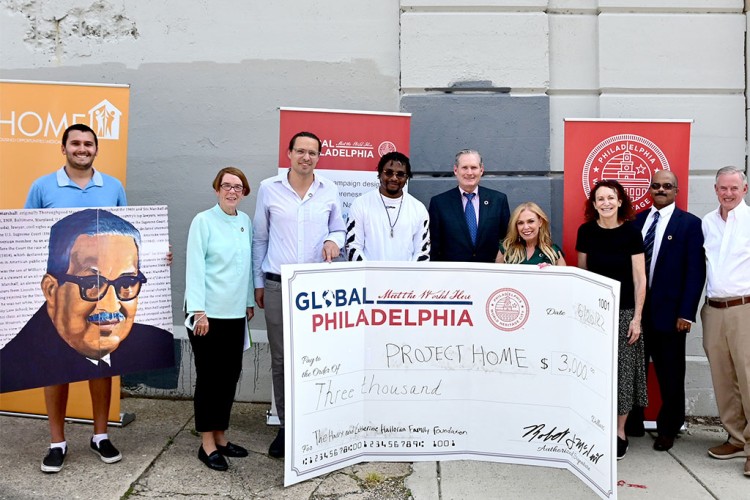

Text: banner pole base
xmin=643 ymin=420 xmax=687 ymax=432
xmin=266 ymin=409 xmax=280 ymax=426
xmin=0 ymin=411 xmax=136 ymax=428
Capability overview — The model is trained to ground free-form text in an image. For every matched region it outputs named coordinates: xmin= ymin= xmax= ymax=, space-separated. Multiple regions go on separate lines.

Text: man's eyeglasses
xmin=54 ymin=272 xmax=147 ymax=302
xmin=292 ymin=148 xmax=319 ymax=158
xmin=382 ymin=169 xmax=407 ymax=179
xmin=650 ymin=182 xmax=675 ymax=190
xmin=220 ymin=183 xmax=245 ymax=193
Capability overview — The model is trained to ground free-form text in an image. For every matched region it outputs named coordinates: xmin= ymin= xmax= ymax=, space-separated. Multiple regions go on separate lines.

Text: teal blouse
xmin=185 ymin=204 xmax=255 ymax=318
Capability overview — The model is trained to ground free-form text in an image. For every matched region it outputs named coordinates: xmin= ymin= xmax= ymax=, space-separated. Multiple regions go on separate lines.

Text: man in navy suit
xmin=429 ymin=149 xmax=510 ymax=262
xmin=627 ymin=170 xmax=706 ymax=451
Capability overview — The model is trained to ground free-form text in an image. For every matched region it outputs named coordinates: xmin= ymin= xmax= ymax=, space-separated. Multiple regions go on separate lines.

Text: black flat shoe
xmin=268 ymin=428 xmax=284 ymax=458
xmin=625 ymin=428 xmax=645 ymax=438
xmin=198 ymin=445 xmax=228 ymax=471
xmin=653 ymin=435 xmax=675 ymax=451
xmin=625 ymin=408 xmax=645 ymax=437
xmin=617 ymin=437 xmax=629 ymax=460
xmin=217 ymin=441 xmax=248 ymax=457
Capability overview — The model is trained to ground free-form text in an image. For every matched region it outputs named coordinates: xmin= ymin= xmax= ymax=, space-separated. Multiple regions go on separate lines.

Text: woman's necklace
xmin=596 ymin=218 xmax=622 ymax=229
xmin=380 ymin=193 xmax=404 ymax=238
xmin=526 ymin=244 xmax=536 ymax=260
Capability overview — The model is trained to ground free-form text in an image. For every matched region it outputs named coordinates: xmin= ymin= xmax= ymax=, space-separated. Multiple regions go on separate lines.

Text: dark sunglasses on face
xmin=382 ymin=169 xmax=407 ymax=179
xmin=650 ymin=182 xmax=675 ymax=190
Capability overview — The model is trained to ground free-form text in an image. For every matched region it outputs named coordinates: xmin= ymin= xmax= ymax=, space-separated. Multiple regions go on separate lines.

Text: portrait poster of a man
xmin=0 ymin=207 xmax=174 ymax=393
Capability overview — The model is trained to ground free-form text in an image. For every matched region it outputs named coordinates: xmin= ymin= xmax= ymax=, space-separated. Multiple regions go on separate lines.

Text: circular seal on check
xmin=378 ymin=141 xmax=396 ymax=156
xmin=486 ymin=288 xmax=529 ymax=331
xmin=581 ymin=134 xmax=670 ymax=210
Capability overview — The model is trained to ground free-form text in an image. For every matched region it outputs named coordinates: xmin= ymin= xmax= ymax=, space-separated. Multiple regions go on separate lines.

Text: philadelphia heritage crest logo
xmin=378 ymin=141 xmax=396 ymax=157
xmin=582 ymin=134 xmax=671 ymax=210
xmin=486 ymin=288 xmax=529 ymax=332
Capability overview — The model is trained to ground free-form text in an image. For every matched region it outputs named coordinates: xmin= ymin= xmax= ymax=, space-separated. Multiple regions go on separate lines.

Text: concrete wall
xmin=2 ymin=0 xmax=748 ymax=414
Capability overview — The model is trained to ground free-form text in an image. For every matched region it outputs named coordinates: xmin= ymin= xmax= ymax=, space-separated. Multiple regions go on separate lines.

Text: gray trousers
xmin=264 ymin=279 xmax=285 ymax=427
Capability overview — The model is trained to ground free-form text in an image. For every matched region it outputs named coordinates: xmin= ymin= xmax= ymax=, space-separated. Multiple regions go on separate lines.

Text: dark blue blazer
xmin=0 ymin=304 xmax=175 ymax=393
xmin=635 ymin=207 xmax=706 ymax=332
xmin=429 ymin=186 xmax=510 ymax=263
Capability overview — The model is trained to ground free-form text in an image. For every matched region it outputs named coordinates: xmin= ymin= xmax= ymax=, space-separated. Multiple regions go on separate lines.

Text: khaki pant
xmin=702 ymin=302 xmax=750 ymax=453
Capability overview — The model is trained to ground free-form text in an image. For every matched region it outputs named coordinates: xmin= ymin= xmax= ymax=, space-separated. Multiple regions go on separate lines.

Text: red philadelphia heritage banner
xmin=562 ymin=119 xmax=692 ymax=264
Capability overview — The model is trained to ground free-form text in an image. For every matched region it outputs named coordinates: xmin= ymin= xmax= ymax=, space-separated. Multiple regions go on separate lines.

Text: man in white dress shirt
xmin=252 ymin=131 xmax=345 ymax=458
xmin=701 ymin=166 xmax=750 ymax=477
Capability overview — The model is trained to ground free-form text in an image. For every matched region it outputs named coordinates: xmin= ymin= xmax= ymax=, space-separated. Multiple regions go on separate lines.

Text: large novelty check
xmin=282 ymin=262 xmax=620 ymax=499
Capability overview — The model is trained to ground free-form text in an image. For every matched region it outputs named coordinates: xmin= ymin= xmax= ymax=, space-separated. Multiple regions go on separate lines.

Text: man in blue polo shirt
xmin=24 ymin=124 xmax=126 ymax=473
xmin=26 ymin=127 xmax=126 ymax=209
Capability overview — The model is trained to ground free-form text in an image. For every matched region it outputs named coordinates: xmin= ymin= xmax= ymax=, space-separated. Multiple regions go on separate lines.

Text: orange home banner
xmin=562 ymin=119 xmax=692 ymax=265
xmin=0 ymin=80 xmax=130 ymax=208
xmin=0 ymin=80 xmax=130 ymax=422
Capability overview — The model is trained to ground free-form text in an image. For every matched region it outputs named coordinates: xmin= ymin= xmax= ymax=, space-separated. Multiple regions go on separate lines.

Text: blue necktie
xmin=464 ymin=192 xmax=477 ymax=245
xmin=643 ymin=211 xmax=660 ymax=278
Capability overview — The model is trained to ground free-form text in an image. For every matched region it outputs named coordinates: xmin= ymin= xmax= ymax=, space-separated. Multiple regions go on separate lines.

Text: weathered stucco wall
xmin=0 ymin=0 xmax=402 ymax=402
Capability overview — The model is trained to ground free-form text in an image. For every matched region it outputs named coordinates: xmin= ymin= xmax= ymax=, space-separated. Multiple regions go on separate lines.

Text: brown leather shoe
xmin=744 ymin=457 xmax=750 ymax=477
xmin=653 ymin=435 xmax=674 ymax=451
xmin=708 ymin=441 xmax=745 ymax=460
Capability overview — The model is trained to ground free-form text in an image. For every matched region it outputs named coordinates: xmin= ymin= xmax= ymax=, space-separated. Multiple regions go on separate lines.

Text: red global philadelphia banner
xmin=278 ymin=107 xmax=411 ymax=171
xmin=562 ymin=119 xmax=692 ymax=264
xmin=278 ymin=107 xmax=411 ymax=221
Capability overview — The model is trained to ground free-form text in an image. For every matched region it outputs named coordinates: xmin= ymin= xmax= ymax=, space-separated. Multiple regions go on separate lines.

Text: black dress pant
xmin=646 ymin=328 xmax=687 ymax=437
xmin=627 ymin=327 xmax=687 ymax=438
xmin=188 ymin=317 xmax=245 ymax=432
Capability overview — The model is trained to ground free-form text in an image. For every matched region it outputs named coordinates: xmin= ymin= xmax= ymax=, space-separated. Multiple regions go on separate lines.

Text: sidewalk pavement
xmin=0 ymin=397 xmax=747 ymax=499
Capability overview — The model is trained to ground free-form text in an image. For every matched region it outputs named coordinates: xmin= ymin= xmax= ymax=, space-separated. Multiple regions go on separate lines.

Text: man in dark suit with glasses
xmin=625 ymin=170 xmax=705 ymax=451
